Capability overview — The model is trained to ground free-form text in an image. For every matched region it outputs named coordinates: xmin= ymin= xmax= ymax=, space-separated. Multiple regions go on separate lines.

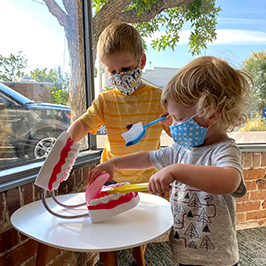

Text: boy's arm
xmin=89 ymin=151 xmax=153 ymax=182
xmin=148 ymin=164 xmax=241 ymax=195
xmin=67 ymin=119 xmax=91 ymax=142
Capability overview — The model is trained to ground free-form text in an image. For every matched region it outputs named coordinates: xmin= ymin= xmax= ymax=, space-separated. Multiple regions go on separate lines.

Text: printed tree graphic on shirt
xmin=197 ymin=208 xmax=211 ymax=224
xmin=188 ymin=240 xmax=197 ymax=249
xmin=173 ymin=214 xmax=183 ymax=225
xmin=174 ymin=204 xmax=186 ymax=215
xmin=199 ymin=236 xmax=215 ymax=251
xmin=184 ymin=223 xmax=199 ymax=239
xmin=188 ymin=193 xmax=201 ymax=210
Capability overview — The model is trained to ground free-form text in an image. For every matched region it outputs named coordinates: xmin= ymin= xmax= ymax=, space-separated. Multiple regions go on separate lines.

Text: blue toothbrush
xmin=121 ymin=116 xmax=166 ymax=147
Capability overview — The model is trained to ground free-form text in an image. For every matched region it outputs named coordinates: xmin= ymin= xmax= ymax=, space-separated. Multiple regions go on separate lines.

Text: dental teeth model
xmin=85 ymin=173 xmax=140 ymax=223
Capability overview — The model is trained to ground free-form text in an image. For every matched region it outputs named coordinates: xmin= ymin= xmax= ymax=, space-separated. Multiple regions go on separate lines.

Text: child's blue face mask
xmin=170 ymin=115 xmax=208 ymax=150
xmin=109 ymin=66 xmax=142 ymax=96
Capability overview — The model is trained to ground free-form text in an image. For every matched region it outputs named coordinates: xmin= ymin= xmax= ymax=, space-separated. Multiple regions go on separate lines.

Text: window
xmin=0 ymin=0 xmax=93 ymax=172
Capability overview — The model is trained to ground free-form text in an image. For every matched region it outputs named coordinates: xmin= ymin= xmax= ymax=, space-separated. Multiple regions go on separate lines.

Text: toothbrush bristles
xmin=121 ymin=122 xmax=143 ymax=142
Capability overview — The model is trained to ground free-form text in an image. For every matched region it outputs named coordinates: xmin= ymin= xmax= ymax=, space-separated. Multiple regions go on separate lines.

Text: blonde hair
xmin=97 ymin=22 xmax=144 ymax=61
xmin=161 ymin=56 xmax=253 ymax=133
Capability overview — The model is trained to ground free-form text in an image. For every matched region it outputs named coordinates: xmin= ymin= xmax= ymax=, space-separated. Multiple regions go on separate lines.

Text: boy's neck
xmin=203 ymin=125 xmax=228 ymax=146
xmin=136 ymin=80 xmax=146 ymax=91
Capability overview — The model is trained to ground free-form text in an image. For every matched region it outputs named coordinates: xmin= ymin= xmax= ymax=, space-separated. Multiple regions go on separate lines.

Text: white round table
xmin=11 ymin=192 xmax=172 ymax=266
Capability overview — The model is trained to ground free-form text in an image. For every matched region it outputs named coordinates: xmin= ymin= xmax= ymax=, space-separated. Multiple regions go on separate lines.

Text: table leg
xmin=133 ymin=246 xmax=145 ymax=266
xmin=36 ymin=242 xmax=49 ymax=266
xmin=99 ymin=251 xmax=117 ymax=266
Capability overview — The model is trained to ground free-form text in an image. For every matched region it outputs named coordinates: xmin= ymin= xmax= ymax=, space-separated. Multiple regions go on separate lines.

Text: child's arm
xmin=148 ymin=164 xmax=241 ymax=195
xmin=67 ymin=119 xmax=91 ymax=142
xmin=88 ymin=151 xmax=153 ymax=183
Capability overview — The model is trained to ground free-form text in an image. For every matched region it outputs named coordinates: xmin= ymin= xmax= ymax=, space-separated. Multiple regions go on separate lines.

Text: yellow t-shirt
xmin=79 ymin=85 xmax=167 ymax=183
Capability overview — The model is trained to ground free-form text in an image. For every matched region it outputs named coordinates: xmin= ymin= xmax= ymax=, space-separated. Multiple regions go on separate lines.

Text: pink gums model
xmin=85 ymin=173 xmax=140 ymax=223
xmin=35 ymin=132 xmax=80 ymax=191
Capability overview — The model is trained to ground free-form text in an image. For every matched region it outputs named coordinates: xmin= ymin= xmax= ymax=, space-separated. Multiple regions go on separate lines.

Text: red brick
xmin=253 ymin=152 xmax=261 ymax=167
xmin=0 ymin=239 xmax=38 ymax=266
xmin=261 ymin=152 xmax=266 ymax=166
xmin=23 ymin=256 xmax=37 ymax=266
xmin=21 ymin=183 xmax=33 ymax=205
xmin=256 ymin=179 xmax=266 ymax=190
xmin=74 ymin=168 xmax=83 ymax=191
xmin=245 ymin=180 xmax=257 ymax=191
xmin=66 ymin=171 xmax=75 ymax=193
xmin=58 ymin=181 xmax=68 ymax=195
xmin=34 ymin=186 xmax=42 ymax=201
xmin=0 ymin=192 xmax=5 ymax=223
xmin=49 ymin=250 xmax=74 ymax=266
xmin=246 ymin=210 xmax=266 ymax=220
xmin=250 ymin=190 xmax=266 ymax=201
xmin=236 ymin=192 xmax=250 ymax=203
xmin=0 ymin=228 xmax=18 ymax=253
xmin=243 ymin=152 xmax=252 ymax=169
xmin=6 ymin=188 xmax=20 ymax=218
xmin=243 ymin=169 xmax=265 ymax=181
xmin=82 ymin=165 xmax=90 ymax=188
xmin=236 ymin=212 xmax=246 ymax=223
xmin=262 ymin=200 xmax=266 ymax=209
xmin=236 ymin=201 xmax=261 ymax=212
xmin=258 ymin=219 xmax=266 ymax=226
xmin=20 ymin=232 xmax=28 ymax=241
xmin=46 ymin=246 xmax=60 ymax=264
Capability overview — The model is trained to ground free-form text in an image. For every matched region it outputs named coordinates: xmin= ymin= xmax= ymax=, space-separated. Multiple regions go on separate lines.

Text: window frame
xmin=0 ymin=0 xmax=100 ymax=192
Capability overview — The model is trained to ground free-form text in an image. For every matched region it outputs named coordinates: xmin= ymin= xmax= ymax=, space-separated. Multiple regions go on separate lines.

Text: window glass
xmin=95 ymin=1 xmax=266 ymax=146
xmin=0 ymin=0 xmax=87 ymax=170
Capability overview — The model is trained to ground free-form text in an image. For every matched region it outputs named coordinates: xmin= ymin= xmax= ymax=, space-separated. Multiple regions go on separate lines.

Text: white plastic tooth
xmin=90 ymin=198 xmax=100 ymax=206
xmin=100 ymin=196 xmax=110 ymax=204
xmin=110 ymin=193 xmax=120 ymax=200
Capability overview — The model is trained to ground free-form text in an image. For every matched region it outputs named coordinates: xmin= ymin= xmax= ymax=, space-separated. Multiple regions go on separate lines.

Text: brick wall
xmin=236 ymin=152 xmax=266 ymax=229
xmin=1 ymin=151 xmax=266 ymax=265
xmin=1 ymin=81 xmax=51 ymax=103
xmin=0 ymin=162 xmax=100 ymax=266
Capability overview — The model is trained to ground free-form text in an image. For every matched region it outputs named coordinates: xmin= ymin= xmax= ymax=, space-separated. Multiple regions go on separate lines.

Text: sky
xmin=0 ymin=0 xmax=266 ymax=73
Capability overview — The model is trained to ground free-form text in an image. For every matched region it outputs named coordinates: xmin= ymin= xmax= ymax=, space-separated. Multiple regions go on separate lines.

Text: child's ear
xmin=207 ymin=109 xmax=220 ymax=126
xmin=140 ymin=53 xmax=146 ymax=69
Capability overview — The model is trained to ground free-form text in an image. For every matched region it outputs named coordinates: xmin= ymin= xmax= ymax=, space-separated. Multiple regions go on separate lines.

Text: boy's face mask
xmin=109 ymin=66 xmax=142 ymax=96
xmin=170 ymin=115 xmax=208 ymax=150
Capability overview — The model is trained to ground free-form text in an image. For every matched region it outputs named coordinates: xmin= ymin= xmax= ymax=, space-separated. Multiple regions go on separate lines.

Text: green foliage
xmin=30 ymin=67 xmax=70 ymax=105
xmin=242 ymin=50 xmax=266 ymax=114
xmin=51 ymin=89 xmax=69 ymax=105
xmin=240 ymin=115 xmax=266 ymax=131
xmin=0 ymin=51 xmax=28 ymax=81
xmin=93 ymin=0 xmax=221 ymax=56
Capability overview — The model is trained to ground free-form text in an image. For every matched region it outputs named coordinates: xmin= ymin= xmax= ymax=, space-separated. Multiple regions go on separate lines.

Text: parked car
xmin=0 ymin=83 xmax=71 ymax=159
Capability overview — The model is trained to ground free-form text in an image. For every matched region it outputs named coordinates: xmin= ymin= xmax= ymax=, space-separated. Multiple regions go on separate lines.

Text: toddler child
xmin=89 ymin=56 xmax=253 ymax=266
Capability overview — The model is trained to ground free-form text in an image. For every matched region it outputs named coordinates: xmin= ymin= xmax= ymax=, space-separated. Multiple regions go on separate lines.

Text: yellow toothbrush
xmin=101 ymin=183 xmax=148 ymax=194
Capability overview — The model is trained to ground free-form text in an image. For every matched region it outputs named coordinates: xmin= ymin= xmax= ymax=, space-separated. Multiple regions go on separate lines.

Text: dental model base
xmin=85 ymin=173 xmax=140 ymax=223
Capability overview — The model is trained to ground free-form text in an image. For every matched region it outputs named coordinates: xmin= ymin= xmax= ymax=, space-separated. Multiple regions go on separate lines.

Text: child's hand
xmin=88 ymin=160 xmax=116 ymax=184
xmin=148 ymin=165 xmax=175 ymax=194
xmin=159 ymin=111 xmax=172 ymax=127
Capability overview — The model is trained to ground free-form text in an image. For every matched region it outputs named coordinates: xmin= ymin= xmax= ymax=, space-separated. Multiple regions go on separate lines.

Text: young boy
xmin=88 ymin=56 xmax=253 ymax=266
xmin=67 ymin=22 xmax=170 ymax=184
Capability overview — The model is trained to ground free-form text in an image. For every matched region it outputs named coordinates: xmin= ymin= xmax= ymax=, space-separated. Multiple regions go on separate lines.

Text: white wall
xmin=142 ymin=67 xmax=179 ymax=88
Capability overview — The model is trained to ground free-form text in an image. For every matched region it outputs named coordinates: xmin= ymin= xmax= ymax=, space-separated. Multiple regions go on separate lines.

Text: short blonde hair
xmin=161 ymin=56 xmax=253 ymax=133
xmin=97 ymin=22 xmax=144 ymax=61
